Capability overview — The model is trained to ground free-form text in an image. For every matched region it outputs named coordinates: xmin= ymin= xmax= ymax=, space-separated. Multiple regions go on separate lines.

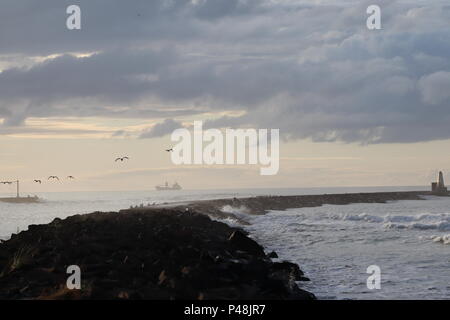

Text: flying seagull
xmin=115 ymin=156 xmax=129 ymax=162
xmin=67 ymin=176 xmax=75 ymax=179
xmin=165 ymin=148 xmax=173 ymax=152
xmin=48 ymin=176 xmax=59 ymax=180
xmin=34 ymin=180 xmax=42 ymax=184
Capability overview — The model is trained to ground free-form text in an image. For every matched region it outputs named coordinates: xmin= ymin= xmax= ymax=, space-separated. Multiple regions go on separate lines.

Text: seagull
xmin=67 ymin=176 xmax=75 ymax=179
xmin=115 ymin=156 xmax=129 ymax=162
xmin=33 ymin=180 xmax=42 ymax=184
xmin=165 ymin=148 xmax=173 ymax=152
xmin=48 ymin=176 xmax=59 ymax=180
xmin=1 ymin=181 xmax=12 ymax=185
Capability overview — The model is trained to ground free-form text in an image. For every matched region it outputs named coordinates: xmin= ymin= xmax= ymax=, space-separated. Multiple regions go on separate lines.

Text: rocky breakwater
xmin=0 ymin=209 xmax=315 ymax=300
xmin=161 ymin=191 xmax=429 ymax=220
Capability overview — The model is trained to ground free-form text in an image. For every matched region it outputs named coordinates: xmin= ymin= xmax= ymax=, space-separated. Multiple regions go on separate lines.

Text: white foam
xmin=220 ymin=205 xmax=254 ymax=222
xmin=326 ymin=211 xmax=450 ymax=232
xmin=340 ymin=213 xmax=384 ymax=223
xmin=209 ymin=215 xmax=243 ymax=228
xmin=431 ymin=234 xmax=450 ymax=245
xmin=421 ymin=234 xmax=450 ymax=245
xmin=221 ymin=205 xmax=250 ymax=215
xmin=385 ymin=221 xmax=450 ymax=231
xmin=208 ymin=205 xmax=253 ymax=226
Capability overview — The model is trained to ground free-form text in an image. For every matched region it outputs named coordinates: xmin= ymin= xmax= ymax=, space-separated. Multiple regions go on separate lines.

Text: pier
xmin=0 ymin=180 xmax=40 ymax=203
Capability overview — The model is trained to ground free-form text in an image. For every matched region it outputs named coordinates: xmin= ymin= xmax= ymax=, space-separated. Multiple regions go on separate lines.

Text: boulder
xmin=227 ymin=231 xmax=265 ymax=257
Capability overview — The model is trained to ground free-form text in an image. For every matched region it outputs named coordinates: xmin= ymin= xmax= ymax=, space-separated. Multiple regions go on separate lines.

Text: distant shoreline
xmin=0 ymin=185 xmax=430 ymax=196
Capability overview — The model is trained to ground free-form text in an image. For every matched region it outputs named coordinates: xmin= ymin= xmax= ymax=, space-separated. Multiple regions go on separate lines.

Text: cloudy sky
xmin=1 ymin=0 xmax=450 ymax=192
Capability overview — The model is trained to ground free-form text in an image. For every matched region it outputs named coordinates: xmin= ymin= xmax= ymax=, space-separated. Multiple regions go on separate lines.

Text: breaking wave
xmin=207 ymin=205 xmax=253 ymax=226
xmin=431 ymin=234 xmax=450 ymax=245
xmin=221 ymin=205 xmax=251 ymax=216
xmin=385 ymin=221 xmax=450 ymax=231
xmin=329 ymin=212 xmax=450 ymax=231
xmin=336 ymin=212 xmax=450 ymax=223
xmin=419 ymin=234 xmax=450 ymax=245
xmin=337 ymin=213 xmax=384 ymax=223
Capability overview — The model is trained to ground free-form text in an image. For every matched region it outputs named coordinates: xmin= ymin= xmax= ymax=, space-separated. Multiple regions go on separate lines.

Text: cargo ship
xmin=155 ymin=181 xmax=182 ymax=191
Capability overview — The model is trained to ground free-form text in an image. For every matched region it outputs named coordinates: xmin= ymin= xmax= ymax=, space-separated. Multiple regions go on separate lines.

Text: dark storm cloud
xmin=1 ymin=0 xmax=450 ymax=143
xmin=0 ymin=49 xmax=176 ymax=102
xmin=0 ymin=0 xmax=264 ymax=55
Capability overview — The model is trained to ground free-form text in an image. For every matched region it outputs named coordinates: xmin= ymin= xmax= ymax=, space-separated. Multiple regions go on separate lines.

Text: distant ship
xmin=155 ymin=181 xmax=182 ymax=191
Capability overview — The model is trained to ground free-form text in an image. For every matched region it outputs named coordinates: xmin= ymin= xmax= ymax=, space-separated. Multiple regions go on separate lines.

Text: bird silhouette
xmin=115 ymin=156 xmax=129 ymax=162
xmin=33 ymin=180 xmax=42 ymax=184
xmin=48 ymin=176 xmax=59 ymax=180
xmin=165 ymin=148 xmax=173 ymax=152
xmin=67 ymin=176 xmax=75 ymax=179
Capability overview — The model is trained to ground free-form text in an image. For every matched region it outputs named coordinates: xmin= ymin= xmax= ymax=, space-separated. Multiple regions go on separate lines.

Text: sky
xmin=1 ymin=0 xmax=450 ymax=192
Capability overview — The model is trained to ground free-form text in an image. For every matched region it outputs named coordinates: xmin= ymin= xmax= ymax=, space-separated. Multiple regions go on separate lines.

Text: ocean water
xmin=0 ymin=185 xmax=421 ymax=240
xmin=1 ymin=185 xmax=448 ymax=299
xmin=241 ymin=196 xmax=450 ymax=300
xmin=0 ymin=189 xmax=253 ymax=239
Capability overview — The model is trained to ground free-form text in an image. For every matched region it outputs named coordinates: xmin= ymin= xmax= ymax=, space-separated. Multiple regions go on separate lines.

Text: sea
xmin=0 ymin=186 xmax=448 ymax=300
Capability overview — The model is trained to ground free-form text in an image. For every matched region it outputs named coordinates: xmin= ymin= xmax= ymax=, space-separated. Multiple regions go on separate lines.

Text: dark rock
xmin=272 ymin=261 xmax=304 ymax=279
xmin=0 ymin=209 xmax=314 ymax=300
xmin=298 ymin=276 xmax=310 ymax=282
xmin=228 ymin=231 xmax=265 ymax=257
xmin=164 ymin=191 xmax=427 ymax=216
xmin=267 ymin=251 xmax=278 ymax=259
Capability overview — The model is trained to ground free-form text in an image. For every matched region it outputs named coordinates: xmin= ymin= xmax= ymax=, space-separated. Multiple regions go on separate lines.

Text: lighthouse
xmin=431 ymin=171 xmax=448 ymax=195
